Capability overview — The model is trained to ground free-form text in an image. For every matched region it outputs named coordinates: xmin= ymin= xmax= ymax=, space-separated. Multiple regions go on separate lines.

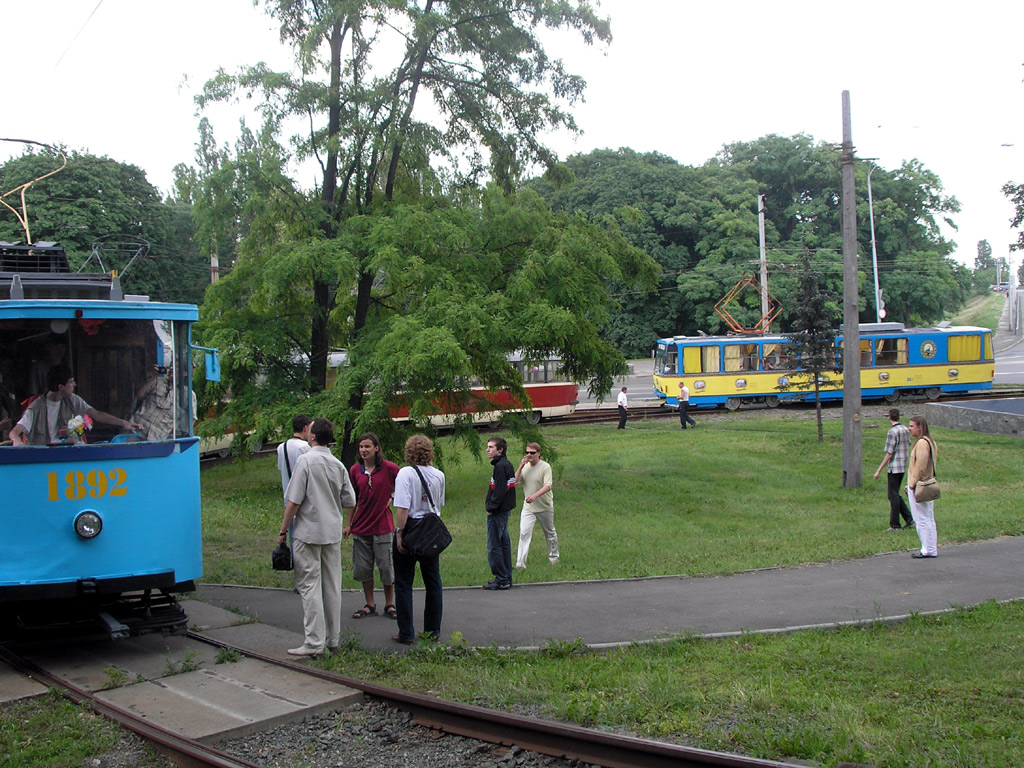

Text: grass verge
xmin=321 ymin=600 xmax=1024 ymax=768
xmin=948 ymin=292 xmax=1005 ymax=330
xmin=0 ymin=691 xmax=169 ymax=768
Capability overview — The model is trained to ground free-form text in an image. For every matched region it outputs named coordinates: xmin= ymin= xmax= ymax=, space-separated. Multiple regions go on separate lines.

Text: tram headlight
xmin=74 ymin=511 xmax=103 ymax=539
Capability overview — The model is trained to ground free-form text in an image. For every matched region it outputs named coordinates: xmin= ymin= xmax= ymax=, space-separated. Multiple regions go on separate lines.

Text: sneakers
xmin=287 ymin=644 xmax=324 ymax=657
xmin=886 ymin=527 xmax=901 ymax=532
xmin=548 ymin=557 xmax=559 ymax=564
xmin=902 ymin=522 xmax=915 ymax=529
xmin=482 ymin=579 xmax=511 ymax=590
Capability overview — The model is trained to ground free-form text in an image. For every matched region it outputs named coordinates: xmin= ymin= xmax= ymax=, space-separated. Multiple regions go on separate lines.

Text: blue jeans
xmin=393 ymin=538 xmax=443 ymax=641
xmin=486 ymin=510 xmax=512 ymax=585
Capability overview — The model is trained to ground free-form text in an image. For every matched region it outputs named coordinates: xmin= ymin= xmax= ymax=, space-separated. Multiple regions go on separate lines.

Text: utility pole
xmin=841 ymin=91 xmax=862 ymax=488
xmin=758 ymin=194 xmax=769 ymax=330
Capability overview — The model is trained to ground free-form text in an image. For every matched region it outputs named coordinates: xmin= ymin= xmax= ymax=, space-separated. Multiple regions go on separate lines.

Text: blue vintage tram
xmin=0 ymin=242 xmax=208 ymax=636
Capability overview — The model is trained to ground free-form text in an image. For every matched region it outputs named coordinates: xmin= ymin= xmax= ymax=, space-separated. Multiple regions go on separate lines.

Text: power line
xmin=53 ymin=0 xmax=104 ymax=72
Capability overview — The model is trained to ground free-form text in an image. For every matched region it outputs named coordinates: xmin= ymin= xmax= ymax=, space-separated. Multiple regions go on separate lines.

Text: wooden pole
xmin=841 ymin=91 xmax=862 ymax=488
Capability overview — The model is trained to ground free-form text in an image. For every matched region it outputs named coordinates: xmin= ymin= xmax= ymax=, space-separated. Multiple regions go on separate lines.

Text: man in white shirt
xmin=616 ymin=386 xmax=629 ymax=429
xmin=277 ymin=414 xmax=312 ymax=497
xmin=678 ymin=380 xmax=696 ymax=429
xmin=277 ymin=418 xmax=355 ymax=656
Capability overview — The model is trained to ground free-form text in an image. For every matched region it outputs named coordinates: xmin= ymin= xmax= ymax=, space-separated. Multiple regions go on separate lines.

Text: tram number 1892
xmin=46 ymin=469 xmax=128 ymax=501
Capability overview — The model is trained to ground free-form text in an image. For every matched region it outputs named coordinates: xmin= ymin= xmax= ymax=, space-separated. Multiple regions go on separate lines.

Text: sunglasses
xmin=525 ymin=450 xmax=538 ymax=455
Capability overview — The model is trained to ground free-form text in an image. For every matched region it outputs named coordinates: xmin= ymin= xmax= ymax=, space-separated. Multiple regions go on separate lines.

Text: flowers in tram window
xmin=67 ymin=414 xmax=93 ymax=438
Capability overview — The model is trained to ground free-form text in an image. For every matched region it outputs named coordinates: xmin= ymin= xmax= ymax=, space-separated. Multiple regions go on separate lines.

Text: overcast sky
xmin=3 ymin=1 xmax=1022 ymax=271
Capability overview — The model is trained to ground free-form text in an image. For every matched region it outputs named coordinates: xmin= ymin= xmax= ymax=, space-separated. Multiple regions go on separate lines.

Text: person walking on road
xmin=616 ymin=386 xmax=629 ymax=429
xmin=277 ymin=418 xmax=356 ymax=656
xmin=346 ymin=432 xmax=400 ymax=620
xmin=483 ymin=437 xmax=516 ymax=590
xmin=392 ymin=434 xmax=446 ymax=644
xmin=678 ymin=381 xmax=696 ymax=429
xmin=906 ymin=416 xmax=939 ymax=559
xmin=873 ymin=408 xmax=914 ymax=531
xmin=514 ymin=442 xmax=557 ymax=569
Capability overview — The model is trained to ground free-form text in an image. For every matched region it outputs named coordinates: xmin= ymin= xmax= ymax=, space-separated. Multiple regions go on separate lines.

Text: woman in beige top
xmin=906 ymin=416 xmax=938 ymax=558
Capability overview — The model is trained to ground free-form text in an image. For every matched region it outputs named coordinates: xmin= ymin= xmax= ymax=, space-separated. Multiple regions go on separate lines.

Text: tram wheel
xmin=925 ymin=387 xmax=942 ymax=401
xmin=528 ymin=410 xmax=542 ymax=425
xmin=724 ymin=397 xmax=741 ymax=411
xmin=884 ymin=392 xmax=900 ymax=403
xmin=764 ymin=395 xmax=780 ymax=408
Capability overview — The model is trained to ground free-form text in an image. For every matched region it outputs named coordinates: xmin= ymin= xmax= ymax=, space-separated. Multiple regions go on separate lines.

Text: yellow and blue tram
xmin=653 ymin=322 xmax=994 ymax=410
xmin=0 ymin=242 xmax=210 ymax=636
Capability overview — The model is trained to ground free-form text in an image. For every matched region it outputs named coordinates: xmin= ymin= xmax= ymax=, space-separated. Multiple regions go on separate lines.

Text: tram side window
xmin=948 ymin=334 xmax=982 ymax=362
xmin=682 ymin=345 xmax=719 ymax=374
xmin=724 ymin=344 xmax=758 ymax=372
xmin=762 ymin=343 xmax=782 ymax=369
xmin=874 ymin=338 xmax=908 ymax=365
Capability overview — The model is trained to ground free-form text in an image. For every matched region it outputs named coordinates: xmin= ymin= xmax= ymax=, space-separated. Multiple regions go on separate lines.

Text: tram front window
xmin=0 ymin=317 xmax=194 ymax=445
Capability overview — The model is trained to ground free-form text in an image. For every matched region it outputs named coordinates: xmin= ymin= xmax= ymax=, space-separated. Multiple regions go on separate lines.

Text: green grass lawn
xmin=200 ymin=412 xmax=1024 ymax=589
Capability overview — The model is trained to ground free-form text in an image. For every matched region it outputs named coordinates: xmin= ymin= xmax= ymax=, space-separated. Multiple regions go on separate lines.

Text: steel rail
xmin=188 ymin=631 xmax=805 ymax=768
xmin=0 ymin=644 xmax=264 ymax=768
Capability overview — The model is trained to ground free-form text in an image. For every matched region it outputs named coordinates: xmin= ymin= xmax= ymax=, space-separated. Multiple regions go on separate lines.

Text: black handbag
xmin=400 ymin=466 xmax=453 ymax=557
xmin=401 ymin=514 xmax=452 ymax=557
xmin=272 ymin=541 xmax=293 ymax=571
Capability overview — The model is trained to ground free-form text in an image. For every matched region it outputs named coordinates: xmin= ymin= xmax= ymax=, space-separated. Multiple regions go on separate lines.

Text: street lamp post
xmin=867 ymin=163 xmax=882 ymax=322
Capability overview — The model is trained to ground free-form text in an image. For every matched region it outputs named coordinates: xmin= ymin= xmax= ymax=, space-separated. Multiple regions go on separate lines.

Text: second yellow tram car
xmin=654 ymin=322 xmax=994 ymax=410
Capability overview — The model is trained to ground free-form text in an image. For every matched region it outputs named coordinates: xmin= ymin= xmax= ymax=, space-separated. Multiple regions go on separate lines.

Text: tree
xmin=529 ymin=136 xmax=964 ymax=351
xmin=190 ymin=1 xmax=656 ymax=459
xmin=781 ymin=251 xmax=842 ymax=442
xmin=0 ymin=148 xmax=207 ymax=304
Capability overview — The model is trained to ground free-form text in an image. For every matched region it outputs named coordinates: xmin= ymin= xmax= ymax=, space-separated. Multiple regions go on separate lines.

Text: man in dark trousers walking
xmin=873 ymin=408 xmax=914 ymax=531
xmin=678 ymin=381 xmax=697 ymax=429
xmin=616 ymin=386 xmax=629 ymax=429
xmin=483 ymin=436 xmax=516 ymax=590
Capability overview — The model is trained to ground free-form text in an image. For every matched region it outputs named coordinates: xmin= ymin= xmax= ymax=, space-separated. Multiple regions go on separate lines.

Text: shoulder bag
xmin=914 ymin=439 xmax=941 ymax=503
xmin=400 ymin=466 xmax=453 ymax=557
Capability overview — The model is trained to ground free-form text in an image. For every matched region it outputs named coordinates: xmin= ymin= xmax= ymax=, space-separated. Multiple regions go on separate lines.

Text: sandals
xmin=383 ymin=604 xmax=397 ymax=620
xmin=352 ymin=604 xmax=377 ymax=619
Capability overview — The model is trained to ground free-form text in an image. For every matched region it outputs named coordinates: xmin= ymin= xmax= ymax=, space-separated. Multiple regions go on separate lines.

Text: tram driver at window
xmin=8 ymin=364 xmax=140 ymax=446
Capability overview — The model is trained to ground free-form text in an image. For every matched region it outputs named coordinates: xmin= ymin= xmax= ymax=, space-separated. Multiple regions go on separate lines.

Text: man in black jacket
xmin=483 ymin=436 xmax=516 ymax=590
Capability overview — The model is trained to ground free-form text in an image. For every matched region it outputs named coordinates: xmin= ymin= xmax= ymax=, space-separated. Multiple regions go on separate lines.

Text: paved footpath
xmin=197 ymin=536 xmax=1024 ymax=653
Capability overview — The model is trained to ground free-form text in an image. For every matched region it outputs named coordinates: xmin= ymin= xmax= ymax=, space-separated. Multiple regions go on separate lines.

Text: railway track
xmin=2 ymin=627 xmax=804 ymax=768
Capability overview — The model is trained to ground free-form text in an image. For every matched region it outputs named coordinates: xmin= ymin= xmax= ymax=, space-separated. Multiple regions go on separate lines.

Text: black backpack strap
xmin=412 ymin=465 xmax=436 ymax=511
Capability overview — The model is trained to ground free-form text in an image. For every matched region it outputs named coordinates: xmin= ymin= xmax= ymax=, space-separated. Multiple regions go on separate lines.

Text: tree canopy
xmin=530 ymin=136 xmax=968 ymax=355
xmin=0 ymin=148 xmax=206 ymax=304
xmin=187 ymin=0 xmax=657 ymax=458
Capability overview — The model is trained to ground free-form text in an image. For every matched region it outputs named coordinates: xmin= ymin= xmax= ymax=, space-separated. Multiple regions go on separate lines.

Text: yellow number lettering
xmin=47 ymin=472 xmax=59 ymax=501
xmin=108 ymin=468 xmax=127 ymax=497
xmin=86 ymin=469 xmax=108 ymax=499
xmin=64 ymin=470 xmax=86 ymax=501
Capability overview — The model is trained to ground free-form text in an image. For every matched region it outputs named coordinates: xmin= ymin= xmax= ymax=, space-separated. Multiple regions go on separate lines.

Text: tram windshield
xmin=0 ymin=317 xmax=194 ymax=445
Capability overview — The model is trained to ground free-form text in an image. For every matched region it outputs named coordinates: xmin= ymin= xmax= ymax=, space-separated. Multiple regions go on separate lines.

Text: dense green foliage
xmin=0 ymin=149 xmax=207 ymax=304
xmin=530 ymin=139 xmax=967 ymax=355
xmin=185 ymin=0 xmax=657 ymax=458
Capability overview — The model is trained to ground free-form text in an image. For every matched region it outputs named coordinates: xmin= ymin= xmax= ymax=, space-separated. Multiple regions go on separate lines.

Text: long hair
xmin=909 ymin=416 xmax=931 ymax=438
xmin=357 ymin=432 xmax=384 ymax=463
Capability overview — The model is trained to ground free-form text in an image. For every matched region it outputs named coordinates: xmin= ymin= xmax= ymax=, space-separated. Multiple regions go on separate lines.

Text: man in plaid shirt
xmin=873 ymin=408 xmax=914 ymax=531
